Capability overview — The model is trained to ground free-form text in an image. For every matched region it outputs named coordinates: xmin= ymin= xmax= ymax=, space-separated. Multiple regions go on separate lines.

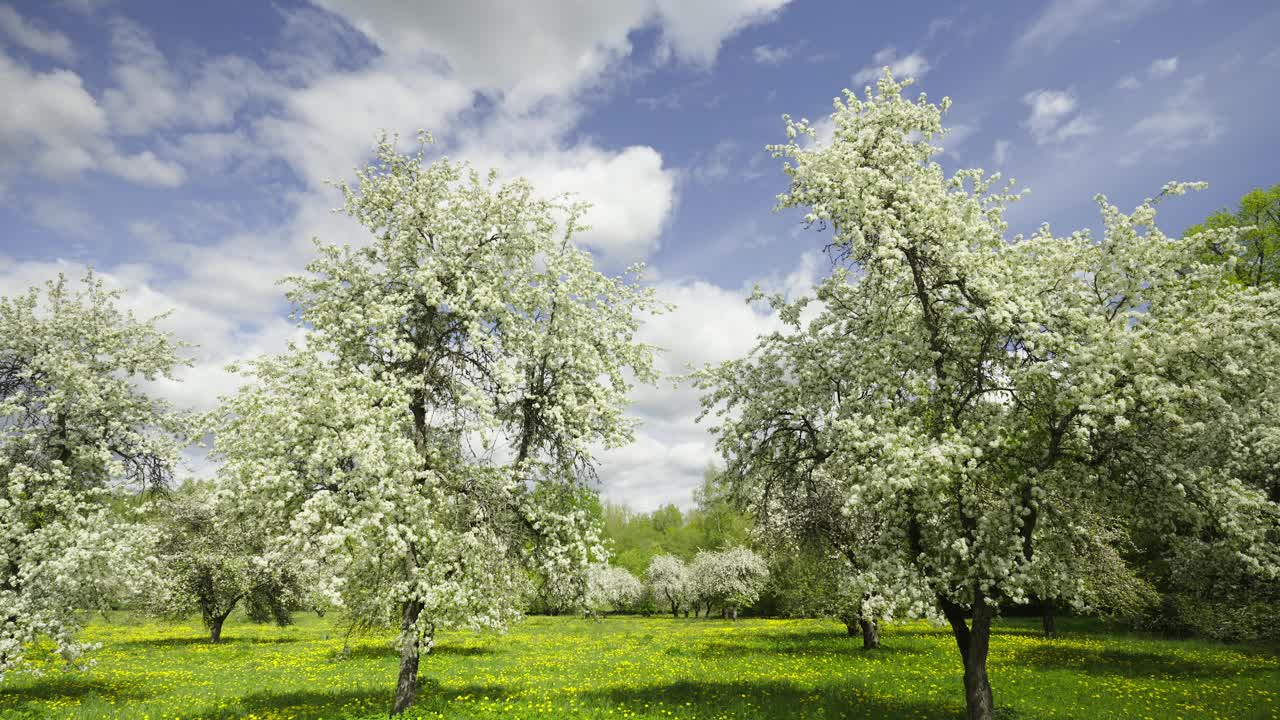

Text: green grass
xmin=1 ymin=613 xmax=1276 ymax=719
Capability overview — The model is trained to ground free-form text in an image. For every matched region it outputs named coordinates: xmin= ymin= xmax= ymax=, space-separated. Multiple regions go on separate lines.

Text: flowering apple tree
xmin=145 ymin=482 xmax=310 ymax=643
xmin=1 ymin=273 xmax=186 ymax=679
xmin=690 ymin=546 xmax=768 ymax=620
xmin=583 ymin=564 xmax=643 ymax=617
xmin=697 ymin=73 xmax=1280 ymax=720
xmin=646 ymin=554 xmax=691 ymax=618
xmin=211 ymin=134 xmax=660 ymax=715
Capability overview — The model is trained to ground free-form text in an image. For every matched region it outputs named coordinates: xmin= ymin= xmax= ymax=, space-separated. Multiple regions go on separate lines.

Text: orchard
xmin=3 ymin=4 xmax=1278 ymax=718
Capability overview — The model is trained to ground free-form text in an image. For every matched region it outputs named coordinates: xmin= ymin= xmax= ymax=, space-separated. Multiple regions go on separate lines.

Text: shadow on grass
xmin=115 ymin=635 xmax=303 ymax=650
xmin=682 ymin=640 xmax=925 ymax=660
xmin=181 ymin=683 xmax=514 ymax=720
xmin=0 ymin=675 xmax=153 ymax=712
xmin=581 ymin=679 xmax=965 ymax=720
xmin=331 ymin=643 xmax=496 ymax=662
xmin=1005 ymin=644 xmax=1270 ymax=679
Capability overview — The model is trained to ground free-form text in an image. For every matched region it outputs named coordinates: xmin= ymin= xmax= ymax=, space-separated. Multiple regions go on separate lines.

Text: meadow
xmin=1 ymin=613 xmax=1276 ymax=720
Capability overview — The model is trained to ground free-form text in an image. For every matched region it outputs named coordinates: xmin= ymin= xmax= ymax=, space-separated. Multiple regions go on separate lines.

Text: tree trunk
xmin=671 ymin=599 xmax=679 ymax=618
xmin=731 ymin=607 xmax=738 ymax=621
xmin=390 ymin=600 xmax=424 ymax=716
xmin=844 ymin=618 xmax=857 ymax=637
xmin=1042 ymin=597 xmax=1057 ymax=639
xmin=209 ymin=613 xmax=226 ymax=644
xmin=941 ymin=595 xmax=995 ymax=720
xmin=859 ymin=619 xmax=880 ymax=650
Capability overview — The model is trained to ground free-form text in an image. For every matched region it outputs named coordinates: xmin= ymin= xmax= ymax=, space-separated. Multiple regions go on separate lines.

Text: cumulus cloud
xmin=311 ymin=0 xmax=790 ymax=109
xmin=0 ymin=50 xmax=106 ymax=179
xmin=0 ymin=5 xmax=75 ymax=62
xmin=0 ymin=48 xmax=186 ymax=188
xmin=598 ymin=252 xmax=823 ymax=509
xmin=853 ymin=46 xmax=929 ymax=85
xmin=4 ymin=0 xmax=802 ymax=503
xmin=1147 ymin=56 xmax=1178 ymax=78
xmin=1022 ymin=89 xmax=1099 ymax=145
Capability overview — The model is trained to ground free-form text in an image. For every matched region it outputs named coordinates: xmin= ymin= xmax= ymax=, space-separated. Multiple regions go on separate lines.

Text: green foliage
xmin=1150 ymin=593 xmax=1280 ymax=643
xmin=760 ymin=546 xmax=841 ymax=618
xmin=601 ymin=467 xmax=753 ymax=579
xmin=144 ymin=481 xmax=307 ymax=639
xmin=1187 ymin=182 xmax=1280 ymax=288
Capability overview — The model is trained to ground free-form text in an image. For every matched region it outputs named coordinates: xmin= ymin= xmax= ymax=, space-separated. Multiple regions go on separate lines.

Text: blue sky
xmin=3 ymin=0 xmax=1279 ymax=509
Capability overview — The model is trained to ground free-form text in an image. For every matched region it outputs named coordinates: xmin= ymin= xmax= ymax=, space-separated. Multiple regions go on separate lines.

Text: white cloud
xmin=690 ymin=139 xmax=738 ymax=183
xmin=27 ymin=196 xmax=97 ymax=239
xmin=0 ymin=5 xmax=75 ymax=62
xmin=4 ymin=1 xmax=806 ymax=503
xmin=1116 ymin=74 xmax=1141 ymax=90
xmin=0 ymin=257 xmax=301 ymax=415
xmin=1124 ymin=73 xmax=1221 ymax=163
xmin=1022 ymin=89 xmax=1099 ymax=145
xmin=992 ymin=139 xmax=1011 ymax=168
xmin=160 ymin=130 xmax=261 ymax=175
xmin=101 ymin=17 xmax=180 ymax=135
xmin=254 ymin=63 xmax=474 ymax=189
xmin=1053 ymin=114 xmax=1101 ymax=143
xmin=312 ymin=0 xmax=790 ymax=109
xmin=853 ymin=46 xmax=930 ymax=85
xmin=651 ymin=0 xmax=791 ymax=66
xmin=0 ymin=50 xmax=106 ymax=180
xmin=809 ymin=115 xmax=835 ymax=147
xmin=102 ymin=18 xmax=276 ymax=137
xmin=1014 ymin=0 xmax=1164 ymax=54
xmin=1147 ymin=55 xmax=1178 ymax=78
xmin=1023 ymin=89 xmax=1075 ymax=135
xmin=599 ymin=254 xmax=820 ymax=509
xmin=99 ymin=148 xmax=186 ymax=187
xmin=0 ymin=48 xmax=188 ymax=189
xmin=461 ymin=142 xmax=676 ymax=265
xmin=939 ymin=122 xmax=978 ymax=157
xmin=752 ymin=44 xmax=790 ymax=64
xmin=598 ymin=432 xmax=715 ymax=510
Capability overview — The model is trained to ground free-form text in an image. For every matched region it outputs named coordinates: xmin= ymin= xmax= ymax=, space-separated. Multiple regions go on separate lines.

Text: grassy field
xmin=0 ymin=613 xmax=1276 ymax=720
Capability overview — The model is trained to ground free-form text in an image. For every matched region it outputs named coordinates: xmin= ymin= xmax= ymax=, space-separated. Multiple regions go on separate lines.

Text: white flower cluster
xmin=1 ymin=274 xmax=184 ymax=678
xmin=697 ymin=71 xmax=1280 ymax=715
xmin=582 ymin=564 xmax=644 ymax=615
xmin=208 ymin=134 xmax=662 ymax=709
xmin=689 ymin=546 xmax=769 ymax=615
xmin=645 ymin=554 xmax=692 ymax=616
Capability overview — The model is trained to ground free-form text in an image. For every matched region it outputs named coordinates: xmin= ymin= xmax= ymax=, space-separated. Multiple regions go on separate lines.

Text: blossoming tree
xmin=146 ymin=482 xmax=309 ymax=643
xmin=583 ymin=564 xmax=643 ymax=617
xmin=211 ymin=134 xmax=660 ymax=715
xmin=690 ymin=546 xmax=768 ymax=620
xmin=1 ymin=273 xmax=185 ymax=678
xmin=646 ymin=554 xmax=691 ymax=618
xmin=693 ymin=317 xmax=937 ymax=647
xmin=697 ymin=74 xmax=1280 ymax=720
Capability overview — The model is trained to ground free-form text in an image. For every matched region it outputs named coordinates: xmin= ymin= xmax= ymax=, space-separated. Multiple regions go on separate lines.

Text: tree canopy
xmin=696 ymin=73 xmax=1280 ymax=720
xmin=210 ymin=134 xmax=661 ymax=715
xmin=1 ymin=273 xmax=186 ymax=678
